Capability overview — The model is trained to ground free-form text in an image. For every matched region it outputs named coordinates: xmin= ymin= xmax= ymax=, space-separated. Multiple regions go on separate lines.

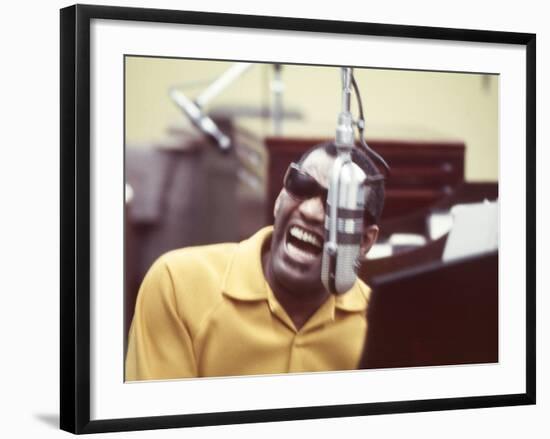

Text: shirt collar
xmin=221 ymin=226 xmax=272 ymax=301
xmin=221 ymin=226 xmax=370 ymax=313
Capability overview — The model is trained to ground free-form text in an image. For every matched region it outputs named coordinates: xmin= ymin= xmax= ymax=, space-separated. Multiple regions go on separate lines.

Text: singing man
xmin=125 ymin=141 xmax=384 ymax=380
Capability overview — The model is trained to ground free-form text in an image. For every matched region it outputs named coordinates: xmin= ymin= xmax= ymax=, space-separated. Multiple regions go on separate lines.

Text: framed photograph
xmin=60 ymin=4 xmax=536 ymax=434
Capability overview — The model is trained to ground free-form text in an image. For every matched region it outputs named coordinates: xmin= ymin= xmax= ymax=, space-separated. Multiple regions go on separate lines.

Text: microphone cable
xmin=351 ymin=74 xmax=391 ymax=176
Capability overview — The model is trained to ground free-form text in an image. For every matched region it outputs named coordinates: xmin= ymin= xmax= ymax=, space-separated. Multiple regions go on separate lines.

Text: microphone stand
xmin=327 ymin=67 xmax=356 ymax=252
xmin=335 ymin=67 xmax=355 ymax=152
xmin=169 ymin=63 xmax=293 ymax=151
xmin=322 ymin=67 xmax=369 ymax=294
xmin=169 ymin=63 xmax=253 ymax=152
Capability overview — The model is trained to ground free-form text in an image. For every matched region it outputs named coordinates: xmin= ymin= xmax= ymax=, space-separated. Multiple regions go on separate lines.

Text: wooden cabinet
xmin=265 ymin=136 xmax=465 ymax=220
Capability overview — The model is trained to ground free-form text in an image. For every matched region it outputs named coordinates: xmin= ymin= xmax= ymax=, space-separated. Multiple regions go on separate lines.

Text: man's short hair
xmin=297 ymin=141 xmax=385 ymax=225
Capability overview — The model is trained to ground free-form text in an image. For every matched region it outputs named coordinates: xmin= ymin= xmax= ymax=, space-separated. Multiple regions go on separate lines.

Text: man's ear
xmin=273 ymin=191 xmax=283 ymax=218
xmin=360 ymin=224 xmax=379 ymax=257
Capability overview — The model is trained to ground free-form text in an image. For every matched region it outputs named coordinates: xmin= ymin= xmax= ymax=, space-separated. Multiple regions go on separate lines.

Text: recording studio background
xmin=124 ymin=57 xmax=499 ymax=367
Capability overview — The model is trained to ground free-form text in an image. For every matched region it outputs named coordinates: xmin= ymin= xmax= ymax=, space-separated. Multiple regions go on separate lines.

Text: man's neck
xmin=261 ymin=248 xmax=330 ymax=331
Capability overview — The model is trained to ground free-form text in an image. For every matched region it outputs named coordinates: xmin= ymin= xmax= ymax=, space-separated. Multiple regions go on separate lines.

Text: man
xmin=125 ymin=142 xmax=384 ymax=380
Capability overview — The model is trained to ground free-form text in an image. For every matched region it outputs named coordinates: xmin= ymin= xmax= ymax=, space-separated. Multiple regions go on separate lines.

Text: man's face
xmin=267 ymin=148 xmax=334 ymax=296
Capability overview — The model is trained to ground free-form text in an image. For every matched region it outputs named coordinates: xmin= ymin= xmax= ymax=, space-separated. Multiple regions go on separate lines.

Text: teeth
xmin=290 ymin=226 xmax=322 ymax=248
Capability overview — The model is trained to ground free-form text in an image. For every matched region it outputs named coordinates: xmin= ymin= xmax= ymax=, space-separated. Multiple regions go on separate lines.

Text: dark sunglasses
xmin=283 ymin=162 xmax=383 ymax=224
xmin=283 ymin=163 xmax=385 ymax=200
xmin=283 ymin=163 xmax=328 ymax=203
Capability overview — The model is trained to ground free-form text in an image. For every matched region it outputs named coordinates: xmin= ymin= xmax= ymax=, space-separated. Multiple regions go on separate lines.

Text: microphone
xmin=169 ymin=89 xmax=231 ymax=152
xmin=321 ymin=68 xmax=367 ymax=295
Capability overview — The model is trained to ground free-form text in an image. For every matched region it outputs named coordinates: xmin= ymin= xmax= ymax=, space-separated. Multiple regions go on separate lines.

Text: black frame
xmin=60 ymin=4 xmax=536 ymax=434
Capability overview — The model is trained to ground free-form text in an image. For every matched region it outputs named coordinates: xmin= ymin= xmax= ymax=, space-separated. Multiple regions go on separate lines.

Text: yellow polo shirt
xmin=125 ymin=226 xmax=370 ymax=381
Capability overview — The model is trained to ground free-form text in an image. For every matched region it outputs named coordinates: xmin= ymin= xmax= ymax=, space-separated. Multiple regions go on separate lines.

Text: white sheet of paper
xmin=443 ymin=200 xmax=499 ymax=261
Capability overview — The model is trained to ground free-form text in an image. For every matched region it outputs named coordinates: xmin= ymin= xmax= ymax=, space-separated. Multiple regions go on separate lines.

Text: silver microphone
xmin=321 ymin=68 xmax=367 ymax=295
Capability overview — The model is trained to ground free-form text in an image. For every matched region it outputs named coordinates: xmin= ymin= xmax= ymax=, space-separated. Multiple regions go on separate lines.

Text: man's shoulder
xmin=356 ymin=279 xmax=372 ymax=300
xmin=156 ymin=226 xmax=271 ymax=282
xmin=148 ymin=242 xmax=240 ymax=326
xmin=154 ymin=241 xmax=238 ymax=291
xmin=160 ymin=241 xmax=239 ymax=271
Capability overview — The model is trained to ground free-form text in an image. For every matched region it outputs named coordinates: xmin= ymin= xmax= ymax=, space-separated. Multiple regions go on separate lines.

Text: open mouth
xmin=286 ymin=225 xmax=323 ymax=260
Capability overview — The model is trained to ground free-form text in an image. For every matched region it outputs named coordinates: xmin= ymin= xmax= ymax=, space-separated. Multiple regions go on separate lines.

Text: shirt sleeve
xmin=125 ymin=256 xmax=198 ymax=381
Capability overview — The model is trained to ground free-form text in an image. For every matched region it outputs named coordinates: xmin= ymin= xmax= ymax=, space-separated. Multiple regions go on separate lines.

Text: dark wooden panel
xmin=358 ymin=234 xmax=448 ymax=283
xmin=361 ymin=251 xmax=498 ymax=369
xmin=265 ymin=136 xmax=465 ymax=221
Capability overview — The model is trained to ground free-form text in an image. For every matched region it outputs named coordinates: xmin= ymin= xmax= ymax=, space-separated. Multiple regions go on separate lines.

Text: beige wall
xmin=125 ymin=57 xmax=498 ymax=181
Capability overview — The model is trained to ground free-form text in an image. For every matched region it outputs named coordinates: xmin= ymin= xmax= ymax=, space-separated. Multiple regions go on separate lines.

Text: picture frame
xmin=60 ymin=4 xmax=536 ymax=434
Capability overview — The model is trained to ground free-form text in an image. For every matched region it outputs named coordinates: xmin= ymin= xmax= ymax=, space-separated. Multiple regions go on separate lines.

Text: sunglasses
xmin=283 ymin=163 xmax=328 ymax=204
xmin=283 ymin=162 xmax=382 ymax=224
